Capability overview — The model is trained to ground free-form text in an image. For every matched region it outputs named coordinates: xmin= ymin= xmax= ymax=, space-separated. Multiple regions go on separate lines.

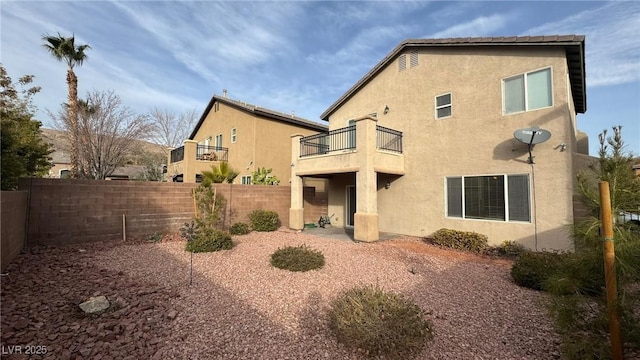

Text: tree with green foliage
xmin=42 ymin=32 xmax=90 ymax=178
xmin=545 ymin=126 xmax=640 ymax=359
xmin=201 ymin=162 xmax=239 ymax=185
xmin=0 ymin=65 xmax=52 ymax=190
xmin=251 ymin=167 xmax=279 ymax=185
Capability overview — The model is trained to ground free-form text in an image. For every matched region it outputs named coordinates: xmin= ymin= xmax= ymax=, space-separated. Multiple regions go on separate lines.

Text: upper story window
xmin=398 ymin=54 xmax=407 ymax=72
xmin=435 ymin=93 xmax=452 ymax=119
xmin=231 ymin=128 xmax=237 ymax=143
xmin=215 ymin=133 xmax=223 ymax=148
xmin=446 ymin=174 xmax=530 ymax=222
xmin=503 ymin=67 xmax=552 ymax=115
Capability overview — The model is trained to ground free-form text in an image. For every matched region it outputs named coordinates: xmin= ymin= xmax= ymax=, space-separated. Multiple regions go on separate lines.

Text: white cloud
xmin=427 ymin=14 xmax=510 ymax=38
xmin=524 ymin=2 xmax=640 ymax=87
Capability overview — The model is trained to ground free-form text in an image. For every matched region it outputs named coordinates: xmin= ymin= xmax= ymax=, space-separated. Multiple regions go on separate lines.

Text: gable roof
xmin=189 ymin=95 xmax=328 ymax=139
xmin=321 ymin=35 xmax=586 ymax=120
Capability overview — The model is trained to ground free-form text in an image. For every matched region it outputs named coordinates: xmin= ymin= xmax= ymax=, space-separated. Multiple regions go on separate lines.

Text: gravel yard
xmin=1 ymin=229 xmax=560 ymax=359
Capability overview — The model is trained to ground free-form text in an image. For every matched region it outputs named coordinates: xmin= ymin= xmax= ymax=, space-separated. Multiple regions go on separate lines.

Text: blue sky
xmin=2 ymin=1 xmax=639 ymax=156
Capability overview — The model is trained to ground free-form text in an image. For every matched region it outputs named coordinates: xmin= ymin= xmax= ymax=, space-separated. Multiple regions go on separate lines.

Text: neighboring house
xmin=41 ymin=128 xmax=165 ymax=180
xmin=167 ymin=92 xmax=328 ymax=187
xmin=289 ymin=35 xmax=589 ymax=251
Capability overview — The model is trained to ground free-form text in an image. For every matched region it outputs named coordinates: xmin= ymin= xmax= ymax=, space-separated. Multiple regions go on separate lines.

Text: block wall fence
xmin=14 ymin=178 xmax=327 ymax=246
xmin=1 ymin=191 xmax=28 ymax=272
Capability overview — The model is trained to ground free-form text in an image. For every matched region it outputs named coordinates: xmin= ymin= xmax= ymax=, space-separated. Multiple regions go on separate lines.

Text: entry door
xmin=346 ymin=185 xmax=356 ymax=227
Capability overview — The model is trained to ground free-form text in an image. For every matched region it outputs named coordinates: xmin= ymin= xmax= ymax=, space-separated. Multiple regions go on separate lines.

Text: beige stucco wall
xmin=326 ymin=46 xmax=582 ymax=250
xmin=192 ymin=101 xmax=325 ymax=188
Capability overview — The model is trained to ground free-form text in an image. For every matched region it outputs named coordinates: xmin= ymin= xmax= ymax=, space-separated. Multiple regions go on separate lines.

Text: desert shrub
xmin=248 ymin=209 xmax=279 ymax=232
xmin=510 ymin=251 xmax=567 ymax=291
xmin=488 ymin=240 xmax=528 ymax=258
xmin=328 ymin=285 xmax=434 ymax=359
xmin=146 ymin=232 xmax=162 ymax=243
xmin=229 ymin=222 xmax=250 ymax=235
xmin=185 ymin=228 xmax=233 ymax=253
xmin=429 ymin=228 xmax=488 ymax=254
xmin=270 ymin=244 xmax=325 ymax=272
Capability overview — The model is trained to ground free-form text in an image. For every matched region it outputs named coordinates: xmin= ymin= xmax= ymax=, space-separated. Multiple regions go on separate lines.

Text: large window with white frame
xmin=503 ymin=67 xmax=552 ymax=115
xmin=446 ymin=174 xmax=530 ymax=222
xmin=435 ymin=93 xmax=452 ymax=119
xmin=215 ymin=133 xmax=223 ymax=148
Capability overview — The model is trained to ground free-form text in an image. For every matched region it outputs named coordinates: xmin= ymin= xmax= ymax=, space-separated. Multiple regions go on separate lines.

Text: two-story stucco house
xmin=290 ymin=35 xmax=589 ymax=251
xmin=167 ymin=92 xmax=328 ymax=186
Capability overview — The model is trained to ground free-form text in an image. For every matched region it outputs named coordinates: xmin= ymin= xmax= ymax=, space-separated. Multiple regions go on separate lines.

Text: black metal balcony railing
xmin=170 ymin=146 xmax=184 ymax=163
xmin=299 ymin=125 xmax=403 ymax=157
xmin=196 ymin=145 xmax=228 ymax=162
xmin=300 ymin=125 xmax=356 ymax=157
xmin=376 ymin=125 xmax=403 ymax=153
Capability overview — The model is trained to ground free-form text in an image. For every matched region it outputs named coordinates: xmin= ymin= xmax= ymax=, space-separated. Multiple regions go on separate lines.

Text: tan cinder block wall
xmin=1 ymin=191 xmax=28 ymax=272
xmin=17 ymin=178 xmax=326 ymax=246
xmin=192 ymin=102 xmax=325 ymax=185
xmin=328 ymin=46 xmax=580 ymax=251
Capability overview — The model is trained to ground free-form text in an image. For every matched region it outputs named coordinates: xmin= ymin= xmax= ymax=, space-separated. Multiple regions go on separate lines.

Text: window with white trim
xmin=241 ymin=175 xmax=252 ymax=185
xmin=446 ymin=174 xmax=530 ymax=222
xmin=435 ymin=93 xmax=452 ymax=119
xmin=503 ymin=67 xmax=552 ymax=114
xmin=215 ymin=133 xmax=223 ymax=148
xmin=231 ymin=128 xmax=237 ymax=143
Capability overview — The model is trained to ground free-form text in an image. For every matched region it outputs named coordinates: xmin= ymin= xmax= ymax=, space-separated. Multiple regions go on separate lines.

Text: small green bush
xmin=146 ymin=232 xmax=162 ymax=243
xmin=488 ymin=240 xmax=528 ymax=258
xmin=429 ymin=228 xmax=488 ymax=254
xmin=270 ymin=244 xmax=325 ymax=272
xmin=328 ymin=285 xmax=434 ymax=359
xmin=229 ymin=222 xmax=250 ymax=235
xmin=185 ymin=228 xmax=233 ymax=253
xmin=248 ymin=209 xmax=279 ymax=232
xmin=510 ymin=251 xmax=567 ymax=290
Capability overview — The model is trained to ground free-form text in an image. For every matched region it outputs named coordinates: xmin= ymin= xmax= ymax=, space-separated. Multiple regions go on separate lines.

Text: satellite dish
xmin=513 ymin=127 xmax=552 ymax=164
xmin=513 ymin=128 xmax=552 ymax=145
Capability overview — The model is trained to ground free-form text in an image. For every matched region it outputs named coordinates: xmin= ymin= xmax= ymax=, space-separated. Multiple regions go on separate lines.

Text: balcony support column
xmin=354 ymin=116 xmax=379 ymax=242
xmin=183 ymin=140 xmax=198 ymax=183
xmin=289 ymin=134 xmax=305 ymax=230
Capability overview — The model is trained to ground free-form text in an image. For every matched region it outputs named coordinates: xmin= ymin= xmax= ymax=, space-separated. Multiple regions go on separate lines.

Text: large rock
xmin=79 ymin=296 xmax=110 ymax=314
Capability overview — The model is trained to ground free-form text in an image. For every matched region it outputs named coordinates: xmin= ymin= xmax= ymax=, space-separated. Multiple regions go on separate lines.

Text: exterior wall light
xmin=385 ymin=181 xmax=391 ymax=189
xmin=383 ymin=105 xmax=390 ymax=114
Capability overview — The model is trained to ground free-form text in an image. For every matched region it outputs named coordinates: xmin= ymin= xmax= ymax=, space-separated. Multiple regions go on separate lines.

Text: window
xmin=398 ymin=54 xmax=406 ymax=71
xmin=347 ymin=119 xmax=356 ymax=148
xmin=241 ymin=175 xmax=252 ymax=185
xmin=503 ymin=68 xmax=552 ymax=114
xmin=215 ymin=134 xmax=223 ymax=148
xmin=435 ymin=93 xmax=452 ymax=119
xmin=446 ymin=174 xmax=530 ymax=222
xmin=231 ymin=128 xmax=237 ymax=143
xmin=205 ymin=136 xmax=211 ymax=147
xmin=59 ymin=169 xmax=70 ymax=179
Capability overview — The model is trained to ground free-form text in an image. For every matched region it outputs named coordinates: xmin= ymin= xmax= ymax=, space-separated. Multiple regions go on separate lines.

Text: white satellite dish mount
xmin=513 ymin=127 xmax=552 ymax=164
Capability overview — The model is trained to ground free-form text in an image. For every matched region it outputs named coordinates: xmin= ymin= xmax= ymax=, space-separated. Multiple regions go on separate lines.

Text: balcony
xmin=293 ymin=117 xmax=405 ymax=177
xmin=167 ymin=141 xmax=229 ymax=183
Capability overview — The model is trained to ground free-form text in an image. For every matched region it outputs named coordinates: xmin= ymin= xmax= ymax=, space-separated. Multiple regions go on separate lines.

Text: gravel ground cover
xmin=1 ymin=229 xmax=561 ymax=359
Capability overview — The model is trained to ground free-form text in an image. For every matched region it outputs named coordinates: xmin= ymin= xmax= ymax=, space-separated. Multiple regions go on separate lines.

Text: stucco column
xmin=289 ymin=134 xmax=304 ymax=230
xmin=354 ymin=116 xmax=379 ymax=242
xmin=183 ymin=140 xmax=198 ymax=183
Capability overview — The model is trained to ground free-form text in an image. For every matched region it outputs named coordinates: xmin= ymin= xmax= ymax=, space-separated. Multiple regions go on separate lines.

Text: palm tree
xmin=201 ymin=162 xmax=239 ymax=186
xmin=42 ymin=33 xmax=90 ymax=178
